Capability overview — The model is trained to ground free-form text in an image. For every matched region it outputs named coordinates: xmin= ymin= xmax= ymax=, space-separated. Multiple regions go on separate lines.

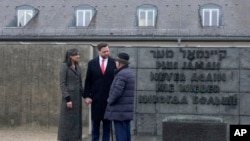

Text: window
xmin=200 ymin=4 xmax=221 ymax=27
xmin=137 ymin=4 xmax=157 ymax=27
xmin=76 ymin=10 xmax=92 ymax=26
xmin=139 ymin=9 xmax=155 ymax=26
xmin=17 ymin=10 xmax=33 ymax=27
xmin=202 ymin=9 xmax=219 ymax=26
xmin=75 ymin=5 xmax=96 ymax=27
xmin=15 ymin=5 xmax=38 ymax=27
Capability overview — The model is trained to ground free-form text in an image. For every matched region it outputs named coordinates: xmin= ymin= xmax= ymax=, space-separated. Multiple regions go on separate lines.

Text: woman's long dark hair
xmin=63 ymin=48 xmax=79 ymax=66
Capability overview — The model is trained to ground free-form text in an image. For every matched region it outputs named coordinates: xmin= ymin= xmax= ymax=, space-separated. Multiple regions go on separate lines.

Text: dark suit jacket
xmin=83 ymin=56 xmax=116 ymax=120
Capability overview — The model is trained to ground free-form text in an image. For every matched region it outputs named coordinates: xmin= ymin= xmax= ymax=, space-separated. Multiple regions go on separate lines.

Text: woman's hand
xmin=66 ymin=101 xmax=73 ymax=109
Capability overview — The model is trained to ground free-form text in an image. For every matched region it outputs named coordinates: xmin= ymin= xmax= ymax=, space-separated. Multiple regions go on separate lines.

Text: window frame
xmin=17 ymin=9 xmax=33 ymax=27
xmin=202 ymin=8 xmax=219 ymax=27
xmin=138 ymin=9 xmax=155 ymax=27
xmin=76 ymin=9 xmax=93 ymax=27
xmin=137 ymin=4 xmax=157 ymax=27
xmin=15 ymin=5 xmax=38 ymax=27
xmin=75 ymin=5 xmax=96 ymax=27
xmin=200 ymin=3 xmax=222 ymax=27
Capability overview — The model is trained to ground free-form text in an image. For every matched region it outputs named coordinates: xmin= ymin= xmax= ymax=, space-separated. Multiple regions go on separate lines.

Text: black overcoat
xmin=83 ymin=56 xmax=116 ymax=120
xmin=58 ymin=63 xmax=84 ymax=141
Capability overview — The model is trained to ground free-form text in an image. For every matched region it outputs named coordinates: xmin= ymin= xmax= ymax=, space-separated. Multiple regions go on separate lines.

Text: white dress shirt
xmin=99 ymin=56 xmax=108 ymax=71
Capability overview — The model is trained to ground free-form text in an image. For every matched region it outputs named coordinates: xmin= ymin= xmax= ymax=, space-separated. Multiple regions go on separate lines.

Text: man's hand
xmin=84 ymin=98 xmax=92 ymax=105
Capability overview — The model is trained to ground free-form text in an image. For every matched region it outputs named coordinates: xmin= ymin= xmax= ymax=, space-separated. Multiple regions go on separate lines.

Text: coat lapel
xmin=69 ymin=65 xmax=79 ymax=76
xmin=94 ymin=56 xmax=114 ymax=76
xmin=105 ymin=57 xmax=115 ymax=75
xmin=94 ymin=57 xmax=104 ymax=75
xmin=105 ymin=57 xmax=111 ymax=75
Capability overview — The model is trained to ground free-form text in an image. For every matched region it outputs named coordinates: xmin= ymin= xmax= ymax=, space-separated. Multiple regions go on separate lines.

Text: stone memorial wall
xmin=0 ymin=44 xmax=92 ymax=129
xmin=1 ymin=45 xmax=250 ymax=138
xmin=111 ymin=47 xmax=250 ymax=136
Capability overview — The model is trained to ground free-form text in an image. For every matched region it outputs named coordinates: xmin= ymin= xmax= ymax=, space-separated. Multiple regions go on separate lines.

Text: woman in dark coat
xmin=58 ymin=48 xmax=84 ymax=141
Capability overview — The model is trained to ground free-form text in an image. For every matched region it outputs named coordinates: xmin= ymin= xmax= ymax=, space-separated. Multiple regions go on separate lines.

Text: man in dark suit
xmin=83 ymin=42 xmax=116 ymax=141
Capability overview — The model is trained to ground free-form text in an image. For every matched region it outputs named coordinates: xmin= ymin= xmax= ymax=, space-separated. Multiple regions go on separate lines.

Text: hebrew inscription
xmin=139 ymin=48 xmax=237 ymax=106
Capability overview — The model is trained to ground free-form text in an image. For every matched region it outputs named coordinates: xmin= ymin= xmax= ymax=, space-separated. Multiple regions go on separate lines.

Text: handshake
xmin=84 ymin=97 xmax=92 ymax=105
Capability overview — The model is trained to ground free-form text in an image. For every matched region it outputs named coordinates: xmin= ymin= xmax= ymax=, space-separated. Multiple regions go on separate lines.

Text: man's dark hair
xmin=97 ymin=42 xmax=108 ymax=51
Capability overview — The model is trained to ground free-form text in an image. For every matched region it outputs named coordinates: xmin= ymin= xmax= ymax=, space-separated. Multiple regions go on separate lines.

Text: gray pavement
xmin=0 ymin=127 xmax=162 ymax=141
xmin=82 ymin=135 xmax=162 ymax=141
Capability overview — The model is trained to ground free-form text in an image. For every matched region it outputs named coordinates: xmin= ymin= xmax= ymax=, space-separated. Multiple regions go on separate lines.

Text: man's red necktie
xmin=101 ymin=59 xmax=105 ymax=74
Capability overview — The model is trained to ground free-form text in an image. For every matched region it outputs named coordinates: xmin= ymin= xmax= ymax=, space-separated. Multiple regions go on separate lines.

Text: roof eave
xmin=0 ymin=35 xmax=249 ymax=42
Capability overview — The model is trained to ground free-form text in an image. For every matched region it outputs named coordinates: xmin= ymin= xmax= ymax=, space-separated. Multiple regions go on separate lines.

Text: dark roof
xmin=1 ymin=0 xmax=250 ymax=41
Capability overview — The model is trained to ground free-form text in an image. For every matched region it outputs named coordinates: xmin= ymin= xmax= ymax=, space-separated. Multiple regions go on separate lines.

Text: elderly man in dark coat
xmin=83 ymin=42 xmax=116 ymax=141
xmin=105 ymin=52 xmax=136 ymax=141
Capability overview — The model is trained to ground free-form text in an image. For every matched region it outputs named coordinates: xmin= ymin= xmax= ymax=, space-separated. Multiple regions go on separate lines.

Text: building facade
xmin=0 ymin=0 xmax=250 ymax=138
xmin=0 ymin=0 xmax=249 ymax=46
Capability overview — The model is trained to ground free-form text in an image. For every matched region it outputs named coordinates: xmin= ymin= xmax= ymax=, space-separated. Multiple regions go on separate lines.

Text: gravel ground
xmin=0 ymin=126 xmax=161 ymax=141
xmin=0 ymin=126 xmax=89 ymax=141
xmin=0 ymin=129 xmax=57 ymax=141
